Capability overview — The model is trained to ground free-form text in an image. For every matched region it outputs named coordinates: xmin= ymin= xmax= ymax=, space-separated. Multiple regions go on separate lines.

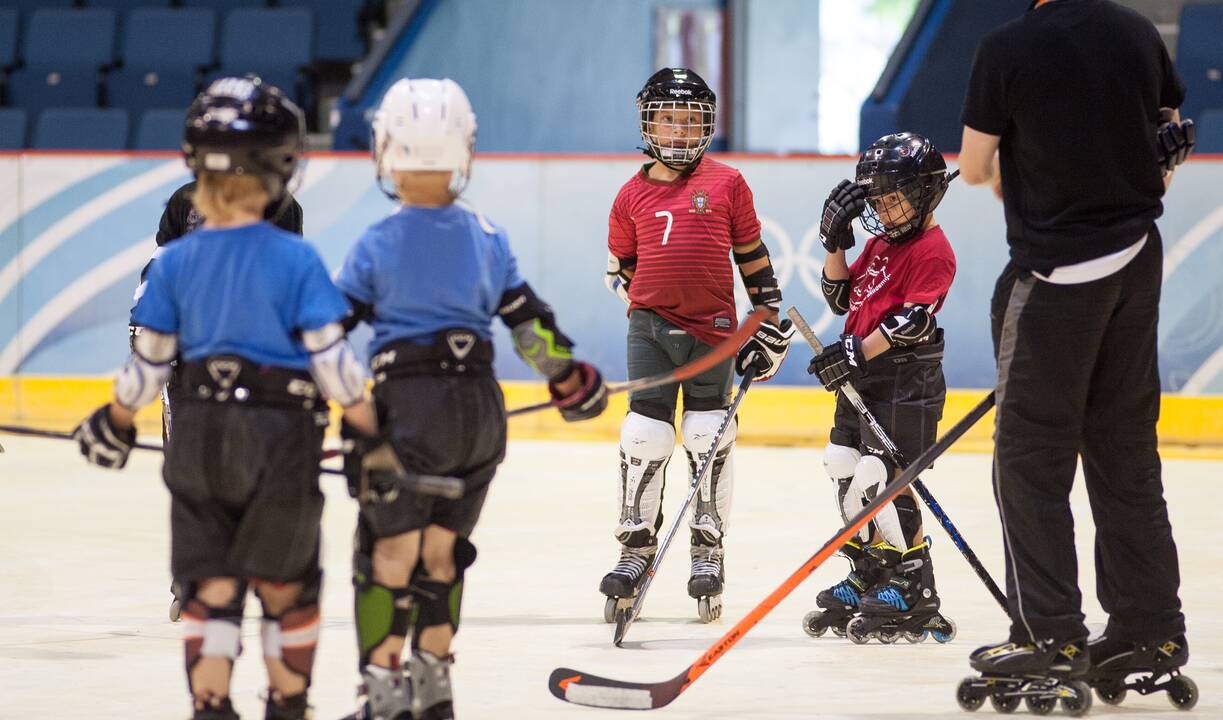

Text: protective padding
xmin=616 ymin=412 xmax=676 ymax=547
xmin=849 ymin=454 xmax=905 ymax=548
xmin=682 ymin=410 xmax=737 ymax=544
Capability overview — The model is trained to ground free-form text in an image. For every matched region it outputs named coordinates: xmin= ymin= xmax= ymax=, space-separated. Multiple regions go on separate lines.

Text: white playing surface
xmin=1 ymin=437 xmax=1216 ymax=718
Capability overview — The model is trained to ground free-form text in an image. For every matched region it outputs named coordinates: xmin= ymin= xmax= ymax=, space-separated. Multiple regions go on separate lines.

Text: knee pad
xmin=182 ymin=583 xmax=247 ymax=683
xmin=616 ymin=412 xmax=675 ymax=548
xmin=825 ymin=442 xmax=865 ymax=540
xmin=256 ymin=572 xmax=323 ymax=687
xmin=352 ymin=524 xmax=413 ymax=668
xmin=850 ymin=453 xmax=907 ymax=548
xmin=410 ymin=537 xmax=477 ymax=645
xmin=682 ymin=410 xmax=736 ymax=545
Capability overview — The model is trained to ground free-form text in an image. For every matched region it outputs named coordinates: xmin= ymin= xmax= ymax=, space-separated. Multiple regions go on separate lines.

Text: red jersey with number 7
xmin=607 ymin=158 xmax=762 ymax=347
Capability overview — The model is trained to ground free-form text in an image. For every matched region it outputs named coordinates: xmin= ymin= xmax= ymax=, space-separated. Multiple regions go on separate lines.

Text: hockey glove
xmin=736 ymin=318 xmax=795 ymax=381
xmin=808 ymin=334 xmax=868 ymax=392
xmin=74 ymin=404 xmax=136 ymax=469
xmin=549 ymin=361 xmax=608 ymax=422
xmin=820 ymin=179 xmax=867 ymax=253
xmin=1157 ymin=118 xmax=1195 ymax=173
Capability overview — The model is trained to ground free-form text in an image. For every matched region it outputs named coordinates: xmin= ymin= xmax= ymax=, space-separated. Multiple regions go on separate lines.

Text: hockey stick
xmin=548 ymin=390 xmax=996 ymax=710
xmin=786 ymin=306 xmax=1007 ymax=612
xmin=505 ymin=310 xmax=768 ymax=418
xmin=0 ymin=422 xmax=465 ymax=499
xmin=613 ymin=371 xmax=754 ymax=646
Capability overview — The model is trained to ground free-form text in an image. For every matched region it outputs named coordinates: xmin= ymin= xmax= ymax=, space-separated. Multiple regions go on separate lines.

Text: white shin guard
xmin=616 ymin=412 xmax=675 ymax=547
xmin=824 ymin=442 xmax=866 ymax=542
xmin=681 ymin=409 xmax=736 ymax=545
xmin=849 ymin=454 xmax=907 ymax=549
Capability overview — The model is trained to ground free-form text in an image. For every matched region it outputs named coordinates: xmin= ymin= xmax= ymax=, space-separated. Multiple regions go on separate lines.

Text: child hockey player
xmin=74 ymin=77 xmax=379 ymax=719
xmin=600 ymin=67 xmax=794 ymax=624
xmin=335 ymin=77 xmax=608 ymax=720
xmin=805 ymin=132 xmax=957 ymax=644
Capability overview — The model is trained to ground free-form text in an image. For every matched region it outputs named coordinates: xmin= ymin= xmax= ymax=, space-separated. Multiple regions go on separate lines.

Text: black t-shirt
xmin=961 ymin=0 xmax=1185 ymax=273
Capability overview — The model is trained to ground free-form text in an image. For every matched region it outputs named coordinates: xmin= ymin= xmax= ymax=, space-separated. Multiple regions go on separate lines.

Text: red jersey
xmin=844 ymin=225 xmax=957 ymax=337
xmin=607 ymin=158 xmax=762 ymax=346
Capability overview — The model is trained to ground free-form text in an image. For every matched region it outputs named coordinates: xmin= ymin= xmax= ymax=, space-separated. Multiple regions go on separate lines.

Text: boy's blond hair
xmin=191 ymin=172 xmax=270 ymax=223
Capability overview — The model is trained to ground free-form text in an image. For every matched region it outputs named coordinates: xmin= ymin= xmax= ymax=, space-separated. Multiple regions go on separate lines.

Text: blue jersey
xmin=132 ymin=222 xmax=351 ymax=370
xmin=336 ymin=204 xmax=525 ymax=352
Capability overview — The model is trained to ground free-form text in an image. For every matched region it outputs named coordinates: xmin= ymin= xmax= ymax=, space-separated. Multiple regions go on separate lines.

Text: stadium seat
xmin=0 ymin=109 xmax=28 ymax=149
xmin=180 ymin=0 xmax=273 ymax=14
xmin=1177 ymin=3 xmax=1223 ymax=121
xmin=7 ymin=9 xmax=117 ymax=116
xmin=32 ymin=108 xmax=129 ymax=150
xmin=279 ymin=0 xmax=365 ymax=62
xmin=0 ymin=9 xmax=17 ymax=68
xmin=132 ymin=108 xmax=186 ymax=150
xmin=87 ymin=1 xmax=175 ymax=9
xmin=1196 ymin=109 xmax=1223 ymax=153
xmin=211 ymin=8 xmax=312 ymax=101
xmin=108 ymin=8 xmax=215 ymax=117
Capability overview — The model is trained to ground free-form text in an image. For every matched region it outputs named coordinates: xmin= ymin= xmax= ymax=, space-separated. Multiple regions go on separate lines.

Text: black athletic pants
xmin=991 ymin=226 xmax=1184 ymax=644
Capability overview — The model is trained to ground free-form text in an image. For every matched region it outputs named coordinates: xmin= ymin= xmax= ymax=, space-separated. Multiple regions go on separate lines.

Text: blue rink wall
xmin=2 ymin=152 xmax=1223 ymax=394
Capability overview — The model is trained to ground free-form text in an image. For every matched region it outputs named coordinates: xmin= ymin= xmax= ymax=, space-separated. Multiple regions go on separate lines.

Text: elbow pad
xmin=739 ymin=256 xmax=782 ymax=310
xmin=115 ymin=329 xmax=177 ymax=410
xmin=498 ymin=283 xmax=575 ymax=380
xmin=879 ymin=305 xmax=937 ymax=347
xmin=303 ymin=322 xmax=370 ymax=407
xmin=820 ymin=272 xmax=851 ymax=315
xmin=605 ymin=252 xmax=635 ymax=305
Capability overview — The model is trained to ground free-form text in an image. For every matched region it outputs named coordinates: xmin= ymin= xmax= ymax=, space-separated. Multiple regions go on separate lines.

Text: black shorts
xmin=359 ymin=374 xmax=505 ymax=540
xmin=829 ymin=342 xmax=947 ymax=465
xmin=163 ymin=401 xmax=324 ymax=583
xmin=626 ymin=309 xmax=733 ymax=423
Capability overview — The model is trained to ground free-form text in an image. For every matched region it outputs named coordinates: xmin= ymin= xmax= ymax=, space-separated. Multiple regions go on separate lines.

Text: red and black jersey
xmin=844 ymin=225 xmax=957 ymax=338
xmin=607 ymin=158 xmax=761 ymax=346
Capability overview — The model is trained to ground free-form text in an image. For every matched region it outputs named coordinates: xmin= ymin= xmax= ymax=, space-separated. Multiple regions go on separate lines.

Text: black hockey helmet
xmin=636 ymin=67 xmax=716 ymax=170
xmin=855 ymin=132 xmax=949 ymax=245
xmin=183 ymin=75 xmax=305 ymax=204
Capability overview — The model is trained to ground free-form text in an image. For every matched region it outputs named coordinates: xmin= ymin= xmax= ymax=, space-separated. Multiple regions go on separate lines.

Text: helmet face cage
xmin=858 ymin=174 xmax=946 ymax=245
xmin=638 ymin=99 xmax=715 ymax=169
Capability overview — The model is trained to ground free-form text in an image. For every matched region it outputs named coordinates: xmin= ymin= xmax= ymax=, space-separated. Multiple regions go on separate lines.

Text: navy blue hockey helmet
xmin=855 ymin=132 xmax=949 ymax=245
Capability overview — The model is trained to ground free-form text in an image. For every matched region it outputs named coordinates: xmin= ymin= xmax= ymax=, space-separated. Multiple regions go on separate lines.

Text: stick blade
xmin=612 ymin=608 xmax=631 ymax=646
xmin=547 ymin=666 xmax=688 ymax=710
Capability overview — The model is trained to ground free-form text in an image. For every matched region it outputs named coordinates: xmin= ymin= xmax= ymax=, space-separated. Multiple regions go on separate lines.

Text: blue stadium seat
xmin=181 ymin=0 xmax=273 ymax=14
xmin=132 ymin=108 xmax=186 ymax=150
xmin=33 ymin=108 xmax=129 ymax=150
xmin=279 ymin=0 xmax=364 ymax=62
xmin=0 ymin=9 xmax=17 ymax=68
xmin=109 ymin=8 xmax=215 ymax=117
xmin=7 ymin=9 xmax=117 ymax=116
xmin=1197 ymin=109 xmax=1223 ymax=153
xmin=0 ymin=109 xmax=28 ymax=149
xmin=212 ymin=8 xmax=312 ymax=101
xmin=87 ymin=1 xmax=175 ymax=9
xmin=1177 ymin=3 xmax=1223 ymax=121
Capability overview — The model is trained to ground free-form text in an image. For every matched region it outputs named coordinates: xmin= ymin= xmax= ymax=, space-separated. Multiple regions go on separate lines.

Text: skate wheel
xmin=802 ymin=611 xmax=828 ymax=638
xmin=846 ymin=616 xmax=870 ymax=645
xmin=931 ymin=616 xmax=956 ymax=643
xmin=1060 ymin=681 xmax=1092 ymax=717
xmin=877 ymin=629 xmax=899 ymax=644
xmin=1024 ymin=693 xmax=1056 ymax=716
xmin=1093 ymin=678 xmax=1126 ymax=706
xmin=902 ymin=630 xmax=924 ymax=644
xmin=169 ymin=599 xmax=182 ymax=623
xmin=989 ymin=692 xmax=1020 ymax=714
xmin=1166 ymin=675 xmax=1198 ymax=711
xmin=831 ymin=624 xmax=848 ymax=638
xmin=697 ymin=596 xmax=721 ymax=623
xmin=603 ymin=596 xmax=618 ymax=624
xmin=956 ymin=678 xmax=984 ymax=712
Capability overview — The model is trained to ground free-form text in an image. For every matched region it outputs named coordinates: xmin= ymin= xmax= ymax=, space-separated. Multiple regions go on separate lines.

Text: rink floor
xmin=0 ymin=436 xmax=1217 ymax=719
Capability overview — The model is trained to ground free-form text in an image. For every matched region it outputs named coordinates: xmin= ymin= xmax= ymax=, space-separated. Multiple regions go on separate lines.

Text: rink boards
xmin=2 ymin=152 xmax=1223 ymax=447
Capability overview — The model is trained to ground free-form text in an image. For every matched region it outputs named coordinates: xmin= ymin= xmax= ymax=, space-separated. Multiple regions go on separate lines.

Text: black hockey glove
xmin=820 ymin=179 xmax=867 ymax=253
xmin=807 ymin=334 xmax=867 ymax=392
xmin=1156 ymin=118 xmax=1195 ymax=173
xmin=74 ymin=404 xmax=136 ymax=469
xmin=736 ymin=318 xmax=795 ymax=381
xmin=549 ymin=361 xmax=608 ymax=422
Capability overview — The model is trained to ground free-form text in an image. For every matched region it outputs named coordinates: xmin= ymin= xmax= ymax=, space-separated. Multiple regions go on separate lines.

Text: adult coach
xmin=957 ymin=0 xmax=1194 ymax=681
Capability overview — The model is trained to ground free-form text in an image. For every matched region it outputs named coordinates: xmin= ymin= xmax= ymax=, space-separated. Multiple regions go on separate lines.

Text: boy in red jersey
xmin=600 ymin=67 xmax=793 ymax=623
xmin=803 ymin=133 xmax=958 ymax=643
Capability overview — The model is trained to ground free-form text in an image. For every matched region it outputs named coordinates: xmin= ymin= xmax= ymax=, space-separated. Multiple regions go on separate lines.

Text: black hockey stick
xmin=548 ymin=390 xmax=997 ymax=710
xmin=786 ymin=306 xmax=1007 ymax=612
xmin=612 ymin=372 xmax=754 ymax=646
xmin=505 ymin=310 xmax=767 ymax=418
xmin=0 ymin=422 xmax=467 ymax=499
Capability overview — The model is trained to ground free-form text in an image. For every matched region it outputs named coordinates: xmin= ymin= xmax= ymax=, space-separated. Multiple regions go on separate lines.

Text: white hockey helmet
xmin=372 ymin=77 xmax=477 ymax=198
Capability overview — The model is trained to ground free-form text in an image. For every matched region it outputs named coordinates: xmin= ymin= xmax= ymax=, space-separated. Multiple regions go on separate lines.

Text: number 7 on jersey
xmin=655 ymin=210 xmax=673 ymax=245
